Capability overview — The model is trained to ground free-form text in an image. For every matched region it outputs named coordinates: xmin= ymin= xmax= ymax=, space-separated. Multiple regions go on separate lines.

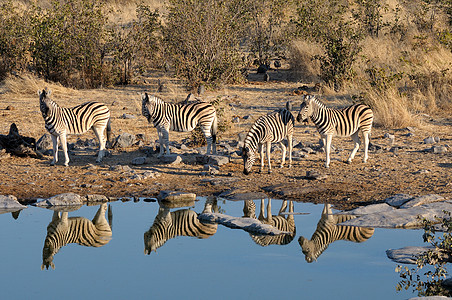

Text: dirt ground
xmin=0 ymin=69 xmax=451 ymax=210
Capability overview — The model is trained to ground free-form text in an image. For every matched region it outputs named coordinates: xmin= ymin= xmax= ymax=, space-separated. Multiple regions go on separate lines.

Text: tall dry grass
xmin=3 ymin=73 xmax=75 ymax=98
xmin=287 ymin=40 xmax=322 ymax=83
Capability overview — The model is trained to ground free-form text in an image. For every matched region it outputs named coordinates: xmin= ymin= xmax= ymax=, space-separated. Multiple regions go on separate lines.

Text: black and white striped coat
xmin=144 ymin=200 xmax=218 ymax=254
xmin=141 ymin=93 xmax=217 ymax=155
xmin=298 ymin=204 xmax=374 ymax=263
xmin=297 ymin=95 xmax=373 ymax=168
xmin=247 ymin=199 xmax=296 ymax=247
xmin=242 ymin=104 xmax=294 ymax=174
xmin=41 ymin=203 xmax=112 ymax=270
xmin=38 ymin=88 xmax=111 ymax=166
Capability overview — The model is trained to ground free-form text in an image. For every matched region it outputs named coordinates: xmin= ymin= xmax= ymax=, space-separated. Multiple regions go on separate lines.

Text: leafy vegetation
xmin=396 ymin=211 xmax=452 ymax=297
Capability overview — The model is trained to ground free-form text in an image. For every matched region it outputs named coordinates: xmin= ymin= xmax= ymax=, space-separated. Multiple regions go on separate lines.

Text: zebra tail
xmin=106 ymin=118 xmax=112 ymax=146
xmin=211 ymin=115 xmax=218 ymax=144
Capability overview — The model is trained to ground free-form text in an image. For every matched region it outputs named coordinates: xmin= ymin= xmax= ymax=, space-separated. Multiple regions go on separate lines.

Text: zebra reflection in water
xmin=41 ymin=203 xmax=112 ymax=270
xmin=243 ymin=199 xmax=296 ymax=246
xmin=144 ymin=199 xmax=218 ymax=254
xmin=298 ymin=204 xmax=374 ymax=263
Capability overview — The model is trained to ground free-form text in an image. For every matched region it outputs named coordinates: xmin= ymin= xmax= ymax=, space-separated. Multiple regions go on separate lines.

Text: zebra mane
xmin=305 ymin=95 xmax=327 ymax=109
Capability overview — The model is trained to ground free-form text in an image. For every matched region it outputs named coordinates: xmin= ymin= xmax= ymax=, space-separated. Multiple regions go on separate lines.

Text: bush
xmin=164 ymin=0 xmax=250 ymax=89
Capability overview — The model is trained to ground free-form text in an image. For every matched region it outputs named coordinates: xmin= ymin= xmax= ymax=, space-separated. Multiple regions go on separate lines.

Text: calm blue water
xmin=0 ymin=199 xmax=426 ymax=300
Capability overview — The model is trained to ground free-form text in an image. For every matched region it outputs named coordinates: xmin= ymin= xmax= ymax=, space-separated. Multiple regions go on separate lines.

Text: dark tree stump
xmin=0 ymin=123 xmax=43 ymax=159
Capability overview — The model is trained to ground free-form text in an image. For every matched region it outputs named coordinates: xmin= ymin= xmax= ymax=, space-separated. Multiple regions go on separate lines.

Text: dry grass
xmin=287 ymin=40 xmax=322 ymax=83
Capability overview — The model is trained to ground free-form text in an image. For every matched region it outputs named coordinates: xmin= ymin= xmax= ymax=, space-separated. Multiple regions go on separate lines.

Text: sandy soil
xmin=0 ymin=69 xmax=451 ymax=210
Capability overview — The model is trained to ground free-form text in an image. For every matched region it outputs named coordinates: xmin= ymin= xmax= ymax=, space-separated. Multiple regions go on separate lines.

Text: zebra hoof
xmin=268 ymin=170 xmax=272 ymax=174
xmin=346 ymin=160 xmax=352 ymax=164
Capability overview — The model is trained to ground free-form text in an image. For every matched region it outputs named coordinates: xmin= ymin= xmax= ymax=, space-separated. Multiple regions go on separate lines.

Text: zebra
xmin=297 ymin=94 xmax=374 ymax=168
xmin=242 ymin=102 xmax=294 ymax=174
xmin=141 ymin=93 xmax=217 ymax=156
xmin=243 ymin=199 xmax=296 ymax=247
xmin=298 ymin=204 xmax=374 ymax=263
xmin=41 ymin=203 xmax=113 ymax=270
xmin=38 ymin=88 xmax=111 ymax=166
xmin=144 ymin=199 xmax=218 ymax=254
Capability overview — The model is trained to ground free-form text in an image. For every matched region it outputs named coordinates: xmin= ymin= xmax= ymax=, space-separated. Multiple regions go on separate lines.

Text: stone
xmin=432 ymin=146 xmax=448 ymax=154
xmin=159 ymin=154 xmax=183 ymax=164
xmin=305 ymin=170 xmax=327 ymax=180
xmin=86 ymin=194 xmax=109 ymax=203
xmin=131 ymin=156 xmax=150 ymax=165
xmin=206 ymin=155 xmax=230 ymax=166
xmin=342 ymin=203 xmax=395 ymax=215
xmin=201 ymin=177 xmax=240 ymax=186
xmin=219 ymin=188 xmax=268 ymax=201
xmin=424 ymin=136 xmax=436 ymax=144
xmin=339 ymin=201 xmax=452 ymax=228
xmin=113 ymin=133 xmax=136 ymax=148
xmin=120 ymin=113 xmax=136 ymax=119
xmin=0 ymin=195 xmax=27 ymax=211
xmin=385 ymin=194 xmax=413 ymax=208
xmin=35 ymin=193 xmax=83 ymax=207
xmin=36 ymin=133 xmax=53 ymax=151
xmin=157 ymin=191 xmax=196 ymax=208
xmin=400 ymin=194 xmax=445 ymax=209
xmin=109 ymin=165 xmax=133 ymax=172
xmin=386 ymin=246 xmax=434 ymax=264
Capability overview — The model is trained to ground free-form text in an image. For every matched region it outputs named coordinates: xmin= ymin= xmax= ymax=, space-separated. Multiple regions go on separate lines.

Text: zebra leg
xmin=279 ymin=141 xmax=286 ymax=168
xmin=201 ymin=126 xmax=212 ymax=155
xmin=156 ymin=127 xmax=165 ymax=157
xmin=92 ymin=126 xmax=106 ymax=163
xmin=278 ymin=200 xmax=288 ymax=215
xmin=259 ymin=144 xmax=264 ymax=173
xmin=347 ymin=132 xmax=361 ymax=164
xmin=162 ymin=126 xmax=171 ymax=155
xmin=59 ymin=133 xmax=70 ymax=166
xmin=50 ymin=134 xmax=59 ymax=166
xmin=363 ymin=131 xmax=370 ymax=163
xmin=258 ymin=199 xmax=265 ymax=221
xmin=266 ymin=141 xmax=272 ymax=173
xmin=266 ymin=199 xmax=272 ymax=224
xmin=324 ymin=134 xmax=333 ymax=168
xmin=288 ymin=134 xmax=293 ymax=168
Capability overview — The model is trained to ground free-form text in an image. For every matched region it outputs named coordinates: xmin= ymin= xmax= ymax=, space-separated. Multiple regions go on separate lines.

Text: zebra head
xmin=242 ymin=146 xmax=256 ymax=175
xmin=297 ymin=94 xmax=315 ymax=124
xmin=298 ymin=236 xmax=317 ymax=263
xmin=38 ymin=88 xmax=52 ymax=118
xmin=141 ymin=92 xmax=152 ymax=122
xmin=144 ymin=207 xmax=172 ymax=254
xmin=41 ymin=239 xmax=56 ymax=270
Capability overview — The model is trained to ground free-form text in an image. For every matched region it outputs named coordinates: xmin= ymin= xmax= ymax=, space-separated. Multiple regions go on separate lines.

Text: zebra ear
xmin=141 ymin=92 xmax=148 ymax=102
xmin=286 ymin=101 xmax=292 ymax=111
xmin=45 ymin=88 xmax=51 ymax=96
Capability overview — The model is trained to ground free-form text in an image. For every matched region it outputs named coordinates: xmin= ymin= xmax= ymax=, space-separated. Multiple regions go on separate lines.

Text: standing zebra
xmin=38 ymin=88 xmax=111 ymax=166
xmin=141 ymin=93 xmax=217 ymax=156
xmin=248 ymin=199 xmax=296 ymax=247
xmin=41 ymin=203 xmax=113 ymax=270
xmin=297 ymin=94 xmax=374 ymax=168
xmin=242 ymin=102 xmax=294 ymax=174
xmin=298 ymin=204 xmax=374 ymax=263
xmin=144 ymin=199 xmax=218 ymax=254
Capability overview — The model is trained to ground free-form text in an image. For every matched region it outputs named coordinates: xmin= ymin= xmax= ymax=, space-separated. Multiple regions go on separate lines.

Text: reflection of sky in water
xmin=0 ymin=199 xmax=425 ymax=299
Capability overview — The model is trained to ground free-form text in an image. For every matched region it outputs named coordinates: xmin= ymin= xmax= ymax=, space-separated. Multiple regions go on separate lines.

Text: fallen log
xmin=0 ymin=123 xmax=44 ymax=159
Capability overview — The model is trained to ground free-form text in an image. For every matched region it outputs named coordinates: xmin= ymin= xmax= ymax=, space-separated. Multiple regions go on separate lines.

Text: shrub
xmin=163 ymin=0 xmax=250 ymax=89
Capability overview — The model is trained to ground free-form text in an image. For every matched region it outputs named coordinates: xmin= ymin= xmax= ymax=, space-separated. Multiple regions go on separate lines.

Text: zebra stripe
xmin=249 ymin=199 xmax=296 ymax=246
xmin=297 ymin=94 xmax=373 ymax=168
xmin=41 ymin=203 xmax=112 ymax=270
xmin=144 ymin=200 xmax=218 ymax=254
xmin=38 ymin=88 xmax=111 ymax=166
xmin=242 ymin=104 xmax=294 ymax=174
xmin=141 ymin=93 xmax=217 ymax=155
xmin=298 ymin=204 xmax=374 ymax=263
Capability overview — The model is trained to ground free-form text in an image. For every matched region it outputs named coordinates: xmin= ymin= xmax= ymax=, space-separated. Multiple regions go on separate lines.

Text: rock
xmin=113 ymin=133 xmax=136 ymax=148
xmin=0 ymin=195 xmax=27 ymax=211
xmin=219 ymin=188 xmax=268 ymax=201
xmin=339 ymin=201 xmax=452 ymax=228
xmin=385 ymin=194 xmax=413 ymax=208
xmin=159 ymin=154 xmax=183 ymax=164
xmin=201 ymin=177 xmax=240 ymax=186
xmin=36 ymin=133 xmax=53 ymax=151
xmin=305 ymin=170 xmax=327 ymax=180
xmin=86 ymin=194 xmax=109 ymax=203
xmin=206 ymin=155 xmax=230 ymax=166
xmin=232 ymin=117 xmax=240 ymax=123
xmin=5 ymin=105 xmax=14 ymax=110
xmin=131 ymin=156 xmax=150 ymax=165
xmin=384 ymin=133 xmax=395 ymax=144
xmin=432 ymin=145 xmax=448 ymax=154
xmin=35 ymin=193 xmax=83 ymax=207
xmin=237 ymin=132 xmax=247 ymax=143
xmin=424 ymin=136 xmax=437 ymax=144
xmin=302 ymin=147 xmax=316 ymax=154
xmin=157 ymin=191 xmax=196 ymax=208
xmin=120 ymin=113 xmax=136 ymax=119
xmin=342 ymin=203 xmax=395 ymax=215
xmin=203 ymin=164 xmax=219 ymax=175
xmin=109 ymin=165 xmax=133 ymax=172
xmin=400 ymin=194 xmax=445 ymax=209
xmin=386 ymin=246 xmax=434 ymax=264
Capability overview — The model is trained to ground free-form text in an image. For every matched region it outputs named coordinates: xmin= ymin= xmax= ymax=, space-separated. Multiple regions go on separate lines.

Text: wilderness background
xmin=0 ymin=0 xmax=451 ymax=208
